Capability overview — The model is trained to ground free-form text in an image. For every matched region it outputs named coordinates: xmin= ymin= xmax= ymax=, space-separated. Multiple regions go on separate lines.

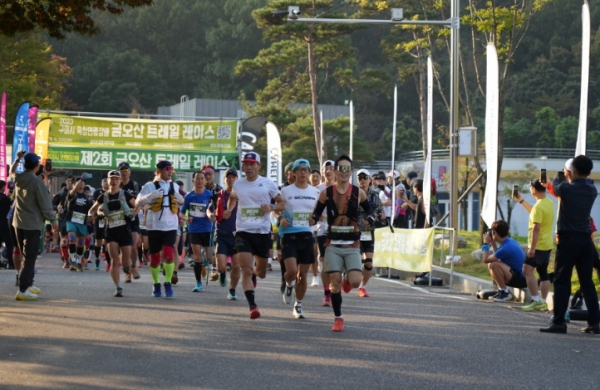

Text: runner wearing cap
xmin=275 ymin=162 xmax=296 ymax=292
xmin=310 ymin=155 xmax=375 ymax=332
xmin=136 ymin=160 xmax=184 ymax=298
xmin=208 ymin=168 xmax=240 ymax=300
xmin=91 ymin=178 xmax=109 ymax=270
xmin=278 ymin=158 xmax=321 ymax=319
xmin=316 ymin=160 xmax=336 ymax=306
xmin=356 ymin=168 xmax=386 ymax=298
xmin=226 ymin=152 xmax=285 ymax=319
xmin=66 ymin=176 xmax=93 ymax=271
xmin=200 ymin=164 xmax=222 ymax=282
xmin=88 ymin=170 xmax=136 ymax=297
xmin=118 ymin=161 xmax=142 ymax=282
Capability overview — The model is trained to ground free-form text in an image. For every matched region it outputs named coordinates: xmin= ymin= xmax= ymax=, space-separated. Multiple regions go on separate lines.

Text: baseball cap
xmin=284 ymin=162 xmax=294 ymax=172
xmin=375 ymin=173 xmax=386 ymax=180
xmin=107 ymin=170 xmax=121 ymax=178
xmin=117 ymin=161 xmax=130 ymax=170
xmin=156 ymin=160 xmax=172 ymax=169
xmin=225 ymin=168 xmax=238 ymax=177
xmin=322 ymin=160 xmax=335 ymax=168
xmin=292 ymin=159 xmax=310 ymax=171
xmin=387 ymin=170 xmax=400 ymax=179
xmin=564 ymin=158 xmax=573 ymax=172
xmin=356 ymin=169 xmax=370 ymax=177
xmin=407 ymin=171 xmax=419 ymax=180
xmin=242 ymin=152 xmax=260 ymax=163
xmin=23 ymin=153 xmax=40 ymax=165
xmin=530 ymin=178 xmax=546 ymax=192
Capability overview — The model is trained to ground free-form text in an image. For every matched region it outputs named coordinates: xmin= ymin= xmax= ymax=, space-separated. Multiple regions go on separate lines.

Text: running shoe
xmin=357 ymin=287 xmax=370 ymax=298
xmin=332 ymin=317 xmax=344 ymax=332
xmin=84 ymin=262 xmax=90 ymax=270
xmin=62 ymin=261 xmax=70 ymax=269
xmin=70 ymin=262 xmax=77 ymax=271
xmin=178 ymin=262 xmax=184 ymax=270
xmin=164 ymin=282 xmax=174 ymax=298
xmin=219 ymin=272 xmax=226 ymax=287
xmin=322 ymin=295 xmax=332 ymax=306
xmin=342 ymin=278 xmax=352 ymax=293
xmin=493 ymin=290 xmax=513 ymax=302
xmin=252 ymin=273 xmax=257 ymax=289
xmin=171 ymin=273 xmax=179 ymax=285
xmin=283 ymin=284 xmax=295 ymax=304
xmin=487 ymin=291 xmax=501 ymax=301
xmin=15 ymin=290 xmax=38 ymax=301
xmin=76 ymin=263 xmax=83 ymax=272
xmin=114 ymin=287 xmax=123 ymax=297
xmin=311 ymin=276 xmax=319 ymax=287
xmin=125 ymin=273 xmax=132 ymax=283
xmin=152 ymin=283 xmax=162 ymax=297
xmin=227 ymin=290 xmax=238 ymax=300
xmin=27 ymin=285 xmax=41 ymax=295
xmin=94 ymin=262 xmax=100 ymax=271
xmin=192 ymin=282 xmax=204 ymax=292
xmin=210 ymin=271 xmax=219 ymax=282
xmin=522 ymin=300 xmax=547 ymax=312
xmin=249 ymin=306 xmax=261 ymax=319
xmin=131 ymin=268 xmax=141 ymax=280
xmin=267 ymin=263 xmax=273 ymax=271
xmin=293 ymin=304 xmax=305 ymax=319
xmin=226 ymin=263 xmax=232 ymax=272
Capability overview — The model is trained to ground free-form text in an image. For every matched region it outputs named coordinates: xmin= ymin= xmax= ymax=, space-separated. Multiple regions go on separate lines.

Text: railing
xmin=395 ymin=148 xmax=600 ymax=162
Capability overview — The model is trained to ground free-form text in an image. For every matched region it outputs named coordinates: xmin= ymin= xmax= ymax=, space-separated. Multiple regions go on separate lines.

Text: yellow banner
xmin=35 ymin=118 xmax=51 ymax=165
xmin=373 ymin=227 xmax=434 ymax=272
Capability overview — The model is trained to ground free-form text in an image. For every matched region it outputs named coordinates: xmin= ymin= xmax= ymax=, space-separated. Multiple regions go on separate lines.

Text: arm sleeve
xmin=312 ymin=200 xmax=326 ymax=221
xmin=360 ymin=198 xmax=374 ymax=219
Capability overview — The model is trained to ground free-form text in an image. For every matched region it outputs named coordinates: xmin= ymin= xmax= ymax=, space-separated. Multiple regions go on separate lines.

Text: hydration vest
xmin=325 ymin=184 xmax=361 ymax=241
xmin=101 ymin=190 xmax=132 ymax=228
xmin=150 ymin=181 xmax=179 ymax=217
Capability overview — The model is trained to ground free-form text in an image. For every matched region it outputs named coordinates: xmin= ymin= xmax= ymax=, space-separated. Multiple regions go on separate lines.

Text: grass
xmin=433 ymin=230 xmax=600 ymax=299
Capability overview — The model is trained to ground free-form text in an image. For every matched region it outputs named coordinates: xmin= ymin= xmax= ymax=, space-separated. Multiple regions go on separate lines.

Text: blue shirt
xmin=181 ymin=190 xmax=212 ymax=234
xmin=494 ymin=237 xmax=525 ymax=277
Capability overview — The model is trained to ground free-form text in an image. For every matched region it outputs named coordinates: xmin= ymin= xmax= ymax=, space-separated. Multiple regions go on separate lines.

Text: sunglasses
xmin=119 ymin=168 xmax=129 ymax=172
xmin=163 ymin=166 xmax=173 ymax=172
xmin=337 ymin=165 xmax=352 ymax=172
xmin=358 ymin=174 xmax=369 ymax=180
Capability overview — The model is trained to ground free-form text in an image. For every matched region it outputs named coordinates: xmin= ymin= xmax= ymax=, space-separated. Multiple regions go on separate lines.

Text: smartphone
xmin=557 ymin=170 xmax=565 ymax=182
xmin=45 ymin=159 xmax=52 ymax=171
xmin=540 ymin=168 xmax=547 ymax=183
xmin=512 ymin=184 xmax=519 ymax=198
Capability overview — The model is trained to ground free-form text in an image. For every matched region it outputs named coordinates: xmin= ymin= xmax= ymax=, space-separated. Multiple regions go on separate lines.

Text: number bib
xmin=99 ymin=219 xmax=105 ymax=228
xmin=331 ymin=226 xmax=354 ymax=234
xmin=360 ymin=231 xmax=373 ymax=241
xmin=107 ymin=211 xmax=126 ymax=228
xmin=71 ymin=211 xmax=86 ymax=225
xmin=189 ymin=202 xmax=207 ymax=218
xmin=241 ymin=206 xmax=263 ymax=224
xmin=292 ymin=211 xmax=312 ymax=227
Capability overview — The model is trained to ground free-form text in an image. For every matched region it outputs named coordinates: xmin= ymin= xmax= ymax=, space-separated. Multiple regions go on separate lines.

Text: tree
xmin=0 ymin=0 xmax=153 ymax=39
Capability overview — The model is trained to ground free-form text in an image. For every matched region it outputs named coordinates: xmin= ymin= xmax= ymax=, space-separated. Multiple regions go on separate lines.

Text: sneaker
xmin=249 ymin=306 xmax=261 ymax=320
xmin=114 ymin=287 xmax=123 ymax=297
xmin=62 ymin=262 xmax=70 ymax=269
xmin=15 ymin=290 xmax=38 ymax=301
xmin=76 ymin=263 xmax=83 ymax=272
xmin=219 ymin=272 xmax=226 ymax=287
xmin=357 ymin=287 xmax=370 ymax=298
xmin=131 ymin=268 xmax=140 ymax=280
xmin=493 ymin=290 xmax=513 ymax=302
xmin=293 ymin=304 xmax=305 ymax=319
xmin=164 ymin=282 xmax=174 ymax=298
xmin=342 ymin=278 xmax=352 ymax=294
xmin=522 ymin=300 xmax=547 ymax=312
xmin=267 ymin=263 xmax=273 ymax=271
xmin=210 ymin=272 xmax=219 ymax=282
xmin=171 ymin=273 xmax=179 ymax=285
xmin=84 ymin=262 xmax=90 ymax=270
xmin=227 ymin=291 xmax=238 ymax=300
xmin=201 ymin=266 xmax=207 ymax=278
xmin=311 ymin=276 xmax=319 ymax=287
xmin=125 ymin=273 xmax=132 ymax=283
xmin=94 ymin=263 xmax=100 ymax=271
xmin=488 ymin=290 xmax=501 ymax=301
xmin=27 ymin=285 xmax=41 ymax=295
xmin=226 ymin=264 xmax=232 ymax=272
xmin=581 ymin=325 xmax=600 ymax=334
xmin=70 ymin=262 xmax=77 ymax=271
xmin=177 ymin=262 xmax=184 ymax=270
xmin=283 ymin=284 xmax=295 ymax=304
xmin=192 ymin=282 xmax=204 ymax=292
xmin=322 ymin=295 xmax=332 ymax=306
xmin=332 ymin=317 xmax=344 ymax=332
xmin=252 ymin=273 xmax=257 ymax=289
xmin=152 ymin=283 xmax=162 ymax=297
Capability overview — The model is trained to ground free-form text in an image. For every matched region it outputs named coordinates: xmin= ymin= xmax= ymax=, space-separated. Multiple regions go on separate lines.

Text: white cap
xmin=356 ymin=169 xmax=370 ymax=177
xmin=564 ymin=158 xmax=573 ymax=172
xmin=387 ymin=170 xmax=400 ymax=179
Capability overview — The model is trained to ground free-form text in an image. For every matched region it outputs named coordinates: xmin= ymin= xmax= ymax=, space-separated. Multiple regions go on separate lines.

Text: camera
xmin=45 ymin=159 xmax=52 ymax=171
xmin=289 ymin=8 xmax=301 ymax=20
xmin=540 ymin=168 xmax=547 ymax=183
xmin=512 ymin=184 xmax=519 ymax=198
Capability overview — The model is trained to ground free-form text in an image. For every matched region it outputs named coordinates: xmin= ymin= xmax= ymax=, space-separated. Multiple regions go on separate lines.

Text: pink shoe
xmin=322 ymin=295 xmax=332 ymax=306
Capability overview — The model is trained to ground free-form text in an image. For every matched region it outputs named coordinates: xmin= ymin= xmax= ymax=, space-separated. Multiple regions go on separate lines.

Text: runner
xmin=180 ymin=171 xmax=216 ymax=292
xmin=226 ymin=152 xmax=285 ymax=319
xmin=88 ymin=170 xmax=136 ymax=297
xmin=91 ymin=178 xmax=109 ymax=271
xmin=201 ymin=164 xmax=222 ymax=282
xmin=136 ymin=160 xmax=184 ymax=298
xmin=278 ymin=159 xmax=321 ymax=319
xmin=66 ymin=177 xmax=93 ymax=272
xmin=310 ymin=155 xmax=375 ymax=332
xmin=118 ymin=162 xmax=141 ymax=282
xmin=208 ymin=168 xmax=240 ymax=300
xmin=54 ymin=177 xmax=73 ymax=268
xmin=316 ymin=160 xmax=336 ymax=306
xmin=356 ymin=169 xmax=386 ymax=298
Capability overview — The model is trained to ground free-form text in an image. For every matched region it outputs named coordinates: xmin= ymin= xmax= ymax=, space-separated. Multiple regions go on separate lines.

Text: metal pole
xmin=449 ymin=0 xmax=460 ymax=258
xmin=349 ymin=100 xmax=354 ymax=160
xmin=320 ymin=110 xmax=324 ymax=167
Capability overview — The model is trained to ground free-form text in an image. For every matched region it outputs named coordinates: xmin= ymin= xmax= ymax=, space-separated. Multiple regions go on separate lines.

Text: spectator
xmin=0 ymin=180 xmax=14 ymax=268
xmin=402 ymin=179 xmax=428 ymax=228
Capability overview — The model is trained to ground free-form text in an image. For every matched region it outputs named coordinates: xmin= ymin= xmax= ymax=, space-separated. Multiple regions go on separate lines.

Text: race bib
xmin=107 ymin=211 xmax=126 ymax=228
xmin=71 ymin=211 xmax=85 ymax=225
xmin=331 ymin=226 xmax=354 ymax=234
xmin=99 ymin=219 xmax=105 ymax=228
xmin=241 ymin=206 xmax=263 ymax=224
xmin=360 ymin=231 xmax=373 ymax=241
xmin=293 ymin=211 xmax=312 ymax=227
xmin=189 ymin=202 xmax=207 ymax=218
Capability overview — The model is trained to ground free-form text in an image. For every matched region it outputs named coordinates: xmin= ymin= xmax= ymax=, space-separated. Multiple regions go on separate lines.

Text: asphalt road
xmin=0 ymin=253 xmax=598 ymax=390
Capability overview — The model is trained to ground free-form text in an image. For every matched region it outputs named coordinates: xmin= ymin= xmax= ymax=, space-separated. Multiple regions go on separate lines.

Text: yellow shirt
xmin=529 ymin=197 xmax=554 ymax=251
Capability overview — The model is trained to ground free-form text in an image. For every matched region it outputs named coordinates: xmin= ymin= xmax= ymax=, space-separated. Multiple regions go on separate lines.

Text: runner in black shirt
xmin=66 ymin=177 xmax=93 ymax=271
xmin=119 ymin=161 xmax=142 ymax=282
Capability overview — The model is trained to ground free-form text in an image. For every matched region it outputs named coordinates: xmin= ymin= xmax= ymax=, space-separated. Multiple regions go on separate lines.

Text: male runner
xmin=54 ymin=177 xmax=73 ymax=268
xmin=316 ymin=160 xmax=336 ymax=306
xmin=118 ymin=162 xmax=141 ymax=282
xmin=136 ymin=160 xmax=184 ymax=298
xmin=91 ymin=178 xmax=109 ymax=270
xmin=278 ymin=159 xmax=321 ymax=319
xmin=201 ymin=164 xmax=222 ymax=282
xmin=310 ymin=155 xmax=375 ymax=332
xmin=226 ymin=152 xmax=285 ymax=319
xmin=66 ymin=177 xmax=93 ymax=271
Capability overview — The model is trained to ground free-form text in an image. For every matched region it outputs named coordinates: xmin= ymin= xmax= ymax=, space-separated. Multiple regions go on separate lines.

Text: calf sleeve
xmin=162 ymin=245 xmax=175 ymax=264
xmin=149 ymin=252 xmax=162 ymax=268
xmin=362 ymin=258 xmax=373 ymax=271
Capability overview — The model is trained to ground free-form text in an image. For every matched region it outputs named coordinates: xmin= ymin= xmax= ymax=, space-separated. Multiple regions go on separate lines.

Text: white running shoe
xmin=311 ymin=276 xmax=319 ymax=287
xmin=293 ymin=304 xmax=305 ymax=319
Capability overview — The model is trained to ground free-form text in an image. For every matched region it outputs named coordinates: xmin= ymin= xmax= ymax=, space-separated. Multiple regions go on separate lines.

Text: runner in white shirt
xmin=278 ymin=159 xmax=321 ymax=319
xmin=226 ymin=152 xmax=285 ymax=319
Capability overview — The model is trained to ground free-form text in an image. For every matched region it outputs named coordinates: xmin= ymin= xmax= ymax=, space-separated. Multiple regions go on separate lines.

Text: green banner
xmin=48 ymin=146 xmax=239 ymax=172
xmin=46 ymin=114 xmax=238 ymax=151
xmin=372 ymin=227 xmax=434 ymax=272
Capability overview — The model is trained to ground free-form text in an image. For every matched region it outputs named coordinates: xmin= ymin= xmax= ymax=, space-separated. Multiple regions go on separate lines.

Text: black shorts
xmin=524 ymin=249 xmax=551 ymax=268
xmin=276 ymin=234 xmax=281 ymax=250
xmin=129 ymin=217 xmax=140 ymax=234
xmin=507 ymin=268 xmax=528 ymax=289
xmin=105 ymin=226 xmax=133 ymax=247
xmin=140 ymin=228 xmax=148 ymax=237
xmin=190 ymin=232 xmax=211 ymax=247
xmin=317 ymin=235 xmax=327 ymax=259
xmin=216 ymin=233 xmax=236 ymax=257
xmin=94 ymin=220 xmax=105 ymax=241
xmin=147 ymin=230 xmax=177 ymax=254
xmin=281 ymin=233 xmax=315 ymax=265
xmin=359 ymin=232 xmax=375 ymax=254
xmin=234 ymin=231 xmax=270 ymax=259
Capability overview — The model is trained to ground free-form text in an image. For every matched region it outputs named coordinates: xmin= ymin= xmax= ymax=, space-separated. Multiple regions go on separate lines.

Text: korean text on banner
xmin=12 ymin=102 xmax=30 ymax=174
xmin=372 ymin=227 xmax=434 ymax=273
xmin=35 ymin=118 xmax=52 ymax=165
xmin=0 ymin=92 xmax=6 ymax=185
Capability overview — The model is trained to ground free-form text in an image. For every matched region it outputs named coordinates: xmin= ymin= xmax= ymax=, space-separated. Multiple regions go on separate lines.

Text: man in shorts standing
xmin=226 ymin=152 xmax=284 ymax=319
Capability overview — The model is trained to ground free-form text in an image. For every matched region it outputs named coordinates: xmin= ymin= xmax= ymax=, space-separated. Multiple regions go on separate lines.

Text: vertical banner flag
xmin=576 ymin=0 xmax=590 ymax=156
xmin=35 ymin=118 xmax=52 ymax=165
xmin=0 ymin=92 xmax=7 ymax=186
xmin=266 ymin=121 xmax=282 ymax=186
xmin=28 ymin=105 xmax=38 ymax=153
xmin=481 ymin=44 xmax=499 ymax=228
xmin=390 ymin=85 xmax=398 ymax=227
xmin=424 ymin=57 xmax=433 ymax=223
xmin=12 ymin=102 xmax=30 ymax=174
